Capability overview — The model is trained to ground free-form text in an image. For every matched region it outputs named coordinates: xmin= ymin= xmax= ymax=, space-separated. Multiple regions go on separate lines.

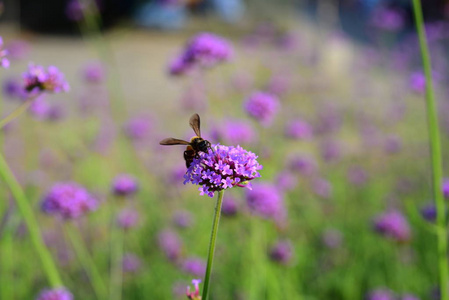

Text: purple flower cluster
xmin=370 ymin=7 xmax=405 ymax=31
xmin=117 ymin=208 xmax=139 ymax=229
xmin=269 ymin=240 xmax=293 ymax=265
xmin=173 ymin=210 xmax=193 ymax=228
xmin=36 ymin=288 xmax=73 ymax=300
xmin=111 ymin=174 xmax=139 ymax=196
xmin=186 ymin=279 xmax=202 ymax=300
xmin=0 ymin=37 xmax=10 ymax=68
xmin=284 ymin=119 xmax=313 ymax=140
xmin=23 ymin=63 xmax=70 ymax=95
xmin=366 ymin=289 xmax=395 ymax=300
xmin=246 ymin=183 xmax=285 ymax=222
xmin=182 ymin=257 xmax=206 ymax=277
xmin=322 ymin=229 xmax=343 ymax=249
xmin=124 ymin=116 xmax=152 ymax=140
xmin=244 ymin=91 xmax=280 ymax=127
xmin=184 ymin=144 xmax=262 ymax=197
xmin=169 ymin=32 xmax=233 ymax=76
xmin=213 ymin=119 xmax=257 ymax=145
xmin=82 ymin=61 xmax=106 ymax=83
xmin=41 ymin=182 xmax=98 ymax=219
xmin=373 ymin=210 xmax=411 ymax=243
xmin=122 ymin=253 xmax=141 ymax=273
xmin=158 ymin=229 xmax=182 ymax=261
xmin=442 ymin=178 xmax=449 ymax=198
xmin=420 ymin=204 xmax=437 ymax=222
xmin=222 ymin=195 xmax=238 ymax=216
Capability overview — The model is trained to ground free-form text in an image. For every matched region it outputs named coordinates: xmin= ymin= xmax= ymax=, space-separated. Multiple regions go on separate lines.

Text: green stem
xmin=65 ymin=223 xmax=108 ymax=299
xmin=0 ymin=153 xmax=63 ymax=287
xmin=202 ymin=190 xmax=225 ymax=300
xmin=0 ymin=98 xmax=34 ymax=129
xmin=109 ymin=225 xmax=124 ymax=300
xmin=411 ymin=1 xmax=448 ymax=300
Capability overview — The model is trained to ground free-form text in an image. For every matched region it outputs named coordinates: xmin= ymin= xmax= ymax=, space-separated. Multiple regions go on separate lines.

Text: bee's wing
xmin=189 ymin=113 xmax=201 ymax=137
xmin=159 ymin=138 xmax=190 ymax=145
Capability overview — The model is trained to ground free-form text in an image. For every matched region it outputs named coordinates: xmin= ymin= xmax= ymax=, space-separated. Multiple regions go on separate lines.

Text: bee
xmin=159 ymin=113 xmax=212 ymax=168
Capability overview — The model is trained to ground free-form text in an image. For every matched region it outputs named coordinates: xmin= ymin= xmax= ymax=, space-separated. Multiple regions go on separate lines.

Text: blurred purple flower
xmin=36 ymin=288 xmax=73 ymax=300
xmin=82 ymin=61 xmax=106 ymax=83
xmin=5 ymin=39 xmax=30 ymax=60
xmin=347 ymin=166 xmax=368 ymax=186
xmin=41 ymin=182 xmax=98 ymax=220
xmin=214 ymin=119 xmax=257 ymax=145
xmin=244 ymin=91 xmax=280 ymax=127
xmin=186 ymin=279 xmax=202 ymax=300
xmin=29 ymin=96 xmax=51 ymax=119
xmin=313 ymin=178 xmax=332 ymax=199
xmin=366 ymin=288 xmax=395 ymax=300
xmin=409 ymin=72 xmax=426 ymax=94
xmin=23 ymin=63 xmax=70 ymax=95
xmin=321 ymin=140 xmax=341 ymax=163
xmin=275 ymin=171 xmax=298 ymax=192
xmin=442 ymin=178 xmax=449 ymax=198
xmin=246 ymin=183 xmax=286 ymax=222
xmin=65 ymin=0 xmax=85 ymax=21
xmin=269 ymin=240 xmax=293 ymax=265
xmin=122 ymin=253 xmax=141 ymax=273
xmin=284 ymin=119 xmax=313 ymax=140
xmin=182 ymin=257 xmax=206 ymax=277
xmin=0 ymin=37 xmax=9 ymax=68
xmin=3 ymin=77 xmax=27 ymax=99
xmin=370 ymin=7 xmax=404 ymax=31
xmin=401 ymin=294 xmax=420 ymax=300
xmin=111 ymin=174 xmax=139 ymax=196
xmin=117 ymin=208 xmax=139 ymax=229
xmin=322 ymin=229 xmax=343 ymax=249
xmin=124 ymin=116 xmax=152 ymax=140
xmin=183 ymin=144 xmax=262 ymax=197
xmin=384 ymin=135 xmax=402 ymax=154
xmin=173 ymin=210 xmax=193 ymax=228
xmin=315 ymin=104 xmax=342 ymax=135
xmin=158 ymin=229 xmax=182 ymax=261
xmin=222 ymin=195 xmax=238 ymax=216
xmin=266 ymin=73 xmax=291 ymax=96
xmin=420 ymin=204 xmax=436 ymax=222
xmin=288 ymin=154 xmax=318 ymax=176
xmin=169 ymin=32 xmax=233 ymax=76
xmin=373 ymin=210 xmax=411 ymax=243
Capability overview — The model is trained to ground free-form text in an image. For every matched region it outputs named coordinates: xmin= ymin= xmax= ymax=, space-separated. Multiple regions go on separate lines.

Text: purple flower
xmin=266 ymin=73 xmax=291 ymax=96
xmin=23 ymin=63 xmax=70 ymax=95
xmin=222 ymin=195 xmax=238 ymax=216
xmin=183 ymin=144 xmax=262 ymax=197
xmin=124 ymin=116 xmax=152 ymax=140
xmin=186 ymin=279 xmax=202 ymax=300
xmin=313 ymin=178 xmax=332 ymax=199
xmin=269 ymin=240 xmax=293 ymax=265
xmin=0 ymin=37 xmax=9 ymax=68
xmin=347 ymin=166 xmax=368 ymax=186
xmin=366 ymin=288 xmax=395 ymax=300
xmin=182 ymin=257 xmax=206 ymax=277
xmin=246 ymin=183 xmax=285 ymax=222
xmin=442 ymin=178 xmax=449 ymax=198
xmin=373 ymin=210 xmax=411 ymax=243
xmin=322 ymin=229 xmax=343 ymax=249
xmin=321 ymin=140 xmax=341 ymax=162
xmin=36 ymin=288 xmax=73 ymax=300
xmin=401 ymin=294 xmax=420 ymax=300
xmin=173 ymin=210 xmax=193 ymax=228
xmin=275 ymin=171 xmax=298 ymax=192
xmin=370 ymin=7 xmax=404 ymax=31
xmin=82 ymin=61 xmax=105 ymax=83
xmin=122 ymin=253 xmax=141 ymax=273
xmin=117 ymin=208 xmax=139 ymax=229
xmin=111 ymin=174 xmax=139 ymax=196
xmin=29 ymin=95 xmax=51 ymax=119
xmin=5 ymin=39 xmax=30 ymax=60
xmin=284 ymin=119 xmax=313 ymax=140
xmin=420 ymin=204 xmax=437 ymax=222
xmin=244 ymin=91 xmax=280 ymax=127
xmin=288 ymin=154 xmax=318 ymax=176
xmin=409 ymin=72 xmax=426 ymax=94
xmin=65 ymin=0 xmax=85 ymax=21
xmin=384 ymin=135 xmax=402 ymax=154
xmin=158 ymin=229 xmax=182 ymax=261
xmin=3 ymin=77 xmax=27 ymax=99
xmin=169 ymin=32 xmax=233 ymax=76
xmin=214 ymin=119 xmax=257 ymax=145
xmin=41 ymin=182 xmax=98 ymax=219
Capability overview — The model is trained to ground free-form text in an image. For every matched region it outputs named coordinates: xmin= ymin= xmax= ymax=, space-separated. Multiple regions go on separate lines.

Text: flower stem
xmin=0 ymin=153 xmax=63 ymax=287
xmin=202 ymin=190 xmax=225 ymax=300
xmin=65 ymin=223 xmax=108 ymax=299
xmin=0 ymin=97 xmax=34 ymax=129
xmin=411 ymin=1 xmax=448 ymax=299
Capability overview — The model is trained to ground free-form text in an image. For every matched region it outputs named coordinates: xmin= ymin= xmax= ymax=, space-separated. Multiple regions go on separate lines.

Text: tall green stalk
xmin=411 ymin=1 xmax=448 ymax=299
xmin=202 ymin=190 xmax=225 ymax=300
xmin=0 ymin=153 xmax=63 ymax=287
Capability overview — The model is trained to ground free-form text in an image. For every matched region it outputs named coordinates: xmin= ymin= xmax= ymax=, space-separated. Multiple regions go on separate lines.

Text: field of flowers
xmin=0 ymin=1 xmax=449 ymax=300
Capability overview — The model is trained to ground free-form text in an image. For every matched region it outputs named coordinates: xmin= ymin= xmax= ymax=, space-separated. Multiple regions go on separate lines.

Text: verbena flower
xmin=442 ymin=178 xmax=449 ymax=198
xmin=173 ymin=210 xmax=193 ymax=228
xmin=169 ymin=32 xmax=233 ymax=76
xmin=275 ymin=171 xmax=298 ymax=192
xmin=213 ymin=119 xmax=257 ymax=145
xmin=222 ymin=195 xmax=238 ymax=216
xmin=322 ymin=229 xmax=343 ymax=249
xmin=5 ymin=39 xmax=30 ymax=60
xmin=36 ymin=288 xmax=73 ymax=300
xmin=288 ymin=154 xmax=318 ymax=176
xmin=41 ymin=182 xmax=98 ymax=219
xmin=122 ymin=253 xmax=141 ymax=273
xmin=111 ymin=174 xmax=139 ymax=196
xmin=370 ymin=7 xmax=404 ymax=31
xmin=124 ymin=116 xmax=152 ymax=140
xmin=284 ymin=119 xmax=313 ymax=140
xmin=23 ymin=63 xmax=70 ymax=95
xmin=246 ymin=182 xmax=285 ymax=222
xmin=269 ymin=240 xmax=293 ymax=265
xmin=420 ymin=203 xmax=437 ymax=223
xmin=117 ymin=208 xmax=139 ymax=229
xmin=0 ymin=37 xmax=10 ymax=68
xmin=82 ymin=61 xmax=106 ymax=83
xmin=158 ymin=229 xmax=182 ymax=262
xmin=409 ymin=71 xmax=426 ymax=94
xmin=401 ymin=294 xmax=420 ymax=300
xmin=186 ymin=279 xmax=202 ymax=300
xmin=182 ymin=257 xmax=206 ymax=277
xmin=3 ymin=76 xmax=27 ymax=99
xmin=366 ymin=288 xmax=395 ymax=300
xmin=184 ymin=144 xmax=262 ymax=197
xmin=347 ymin=166 xmax=368 ymax=186
xmin=244 ymin=91 xmax=279 ymax=127
xmin=373 ymin=210 xmax=411 ymax=243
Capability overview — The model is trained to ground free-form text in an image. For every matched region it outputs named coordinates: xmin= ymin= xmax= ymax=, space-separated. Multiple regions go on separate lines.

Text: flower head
xmin=158 ymin=229 xmax=182 ymax=261
xmin=420 ymin=203 xmax=437 ymax=223
xmin=182 ymin=257 xmax=206 ymax=277
xmin=23 ymin=63 xmax=69 ymax=95
xmin=442 ymin=178 xmax=449 ymax=198
xmin=244 ymin=91 xmax=280 ymax=127
xmin=213 ymin=119 xmax=257 ymax=145
xmin=246 ymin=183 xmax=285 ymax=222
xmin=373 ymin=210 xmax=411 ymax=243
xmin=36 ymin=288 xmax=73 ymax=300
xmin=124 ymin=116 xmax=152 ymax=140
xmin=284 ymin=119 xmax=313 ymax=140
xmin=122 ymin=253 xmax=141 ymax=273
xmin=366 ymin=288 xmax=395 ymax=300
xmin=41 ymin=182 xmax=98 ymax=219
xmin=117 ymin=208 xmax=139 ymax=229
xmin=186 ymin=279 xmax=202 ymax=300
xmin=322 ymin=229 xmax=343 ymax=249
xmin=184 ymin=144 xmax=262 ymax=197
xmin=173 ymin=210 xmax=193 ymax=228
xmin=269 ymin=240 xmax=293 ymax=265
xmin=0 ymin=37 xmax=10 ymax=68
xmin=222 ymin=195 xmax=238 ymax=216
xmin=169 ymin=32 xmax=233 ymax=76
xmin=82 ymin=61 xmax=105 ymax=83
xmin=111 ymin=174 xmax=139 ymax=196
